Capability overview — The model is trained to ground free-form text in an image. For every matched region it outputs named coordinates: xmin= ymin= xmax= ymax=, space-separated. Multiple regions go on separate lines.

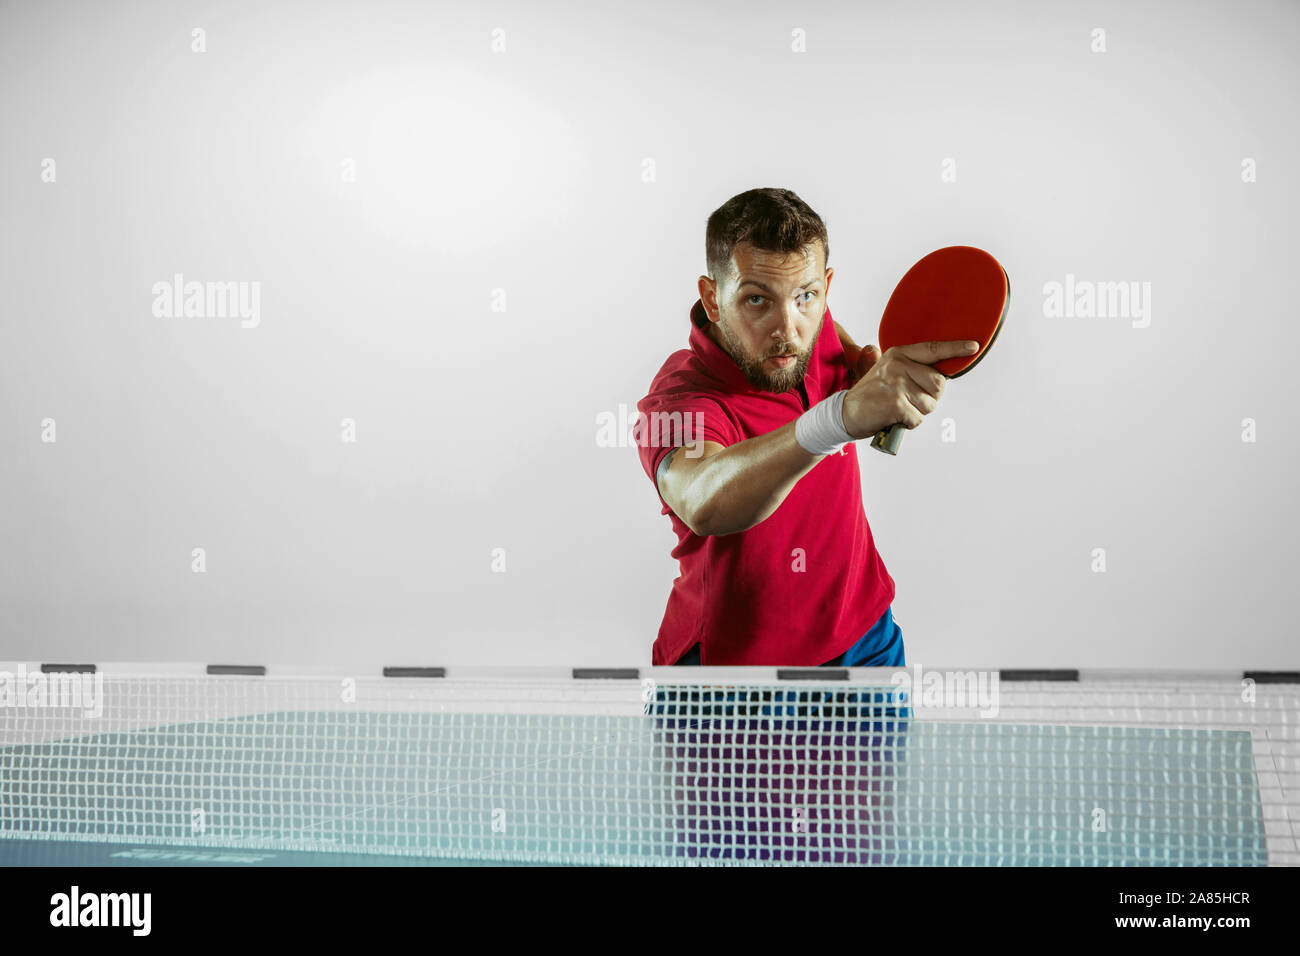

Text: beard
xmin=716 ymin=312 xmax=822 ymax=393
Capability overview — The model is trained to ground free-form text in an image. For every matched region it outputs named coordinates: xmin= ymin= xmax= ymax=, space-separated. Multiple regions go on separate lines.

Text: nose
xmin=774 ymin=308 xmax=800 ymax=352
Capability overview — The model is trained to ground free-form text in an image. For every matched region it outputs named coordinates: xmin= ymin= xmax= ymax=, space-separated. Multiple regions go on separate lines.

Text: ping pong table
xmin=1 ymin=664 xmax=1294 ymax=866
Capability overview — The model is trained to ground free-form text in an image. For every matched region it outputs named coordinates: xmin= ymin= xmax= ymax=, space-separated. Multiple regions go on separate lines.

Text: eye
xmin=746 ymin=292 xmax=818 ymax=306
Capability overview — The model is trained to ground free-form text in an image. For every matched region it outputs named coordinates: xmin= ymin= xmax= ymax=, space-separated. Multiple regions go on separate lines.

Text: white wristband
xmin=794 ymin=390 xmax=854 ymax=456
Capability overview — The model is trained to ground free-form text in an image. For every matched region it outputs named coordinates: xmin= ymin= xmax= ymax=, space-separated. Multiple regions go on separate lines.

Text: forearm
xmin=687 ymin=422 xmax=826 ymax=536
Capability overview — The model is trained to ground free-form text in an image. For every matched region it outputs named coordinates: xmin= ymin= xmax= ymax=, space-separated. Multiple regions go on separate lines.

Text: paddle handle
xmin=870 ymin=423 xmax=905 ymax=456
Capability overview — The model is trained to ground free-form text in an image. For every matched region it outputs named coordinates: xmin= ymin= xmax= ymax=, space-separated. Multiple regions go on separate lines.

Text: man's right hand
xmin=841 ymin=340 xmax=980 ymax=440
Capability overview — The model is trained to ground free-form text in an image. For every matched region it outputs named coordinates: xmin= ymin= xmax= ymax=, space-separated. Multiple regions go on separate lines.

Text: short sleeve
xmin=633 ymin=393 xmax=738 ymax=488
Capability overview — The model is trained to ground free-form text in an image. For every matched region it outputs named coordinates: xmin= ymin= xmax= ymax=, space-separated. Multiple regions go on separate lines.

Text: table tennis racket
xmin=869 ymin=245 xmax=1008 ymax=455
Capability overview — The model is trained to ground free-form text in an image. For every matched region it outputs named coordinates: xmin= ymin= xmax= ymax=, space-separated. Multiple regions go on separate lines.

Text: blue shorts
xmin=672 ymin=605 xmax=906 ymax=667
xmin=830 ymin=605 xmax=906 ymax=667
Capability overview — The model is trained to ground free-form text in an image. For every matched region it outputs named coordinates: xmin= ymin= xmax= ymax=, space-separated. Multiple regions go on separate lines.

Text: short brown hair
xmin=704 ymin=186 xmax=829 ymax=294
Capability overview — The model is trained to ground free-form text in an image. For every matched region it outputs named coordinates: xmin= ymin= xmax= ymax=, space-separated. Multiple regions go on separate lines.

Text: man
xmin=634 ymin=187 xmax=976 ymax=666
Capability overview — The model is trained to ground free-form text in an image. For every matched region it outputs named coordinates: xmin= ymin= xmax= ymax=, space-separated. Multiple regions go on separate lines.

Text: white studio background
xmin=0 ymin=0 xmax=1295 ymax=671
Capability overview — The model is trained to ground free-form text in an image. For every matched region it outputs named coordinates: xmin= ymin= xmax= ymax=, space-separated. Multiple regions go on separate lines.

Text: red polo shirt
xmin=634 ymin=300 xmax=896 ymax=666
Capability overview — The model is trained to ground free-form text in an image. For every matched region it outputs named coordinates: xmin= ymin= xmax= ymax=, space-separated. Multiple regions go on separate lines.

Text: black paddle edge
xmin=206 ymin=665 xmax=266 ymax=676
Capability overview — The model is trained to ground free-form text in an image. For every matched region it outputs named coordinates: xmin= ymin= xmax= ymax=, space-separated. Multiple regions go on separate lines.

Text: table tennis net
xmin=0 ymin=670 xmax=1295 ymax=865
